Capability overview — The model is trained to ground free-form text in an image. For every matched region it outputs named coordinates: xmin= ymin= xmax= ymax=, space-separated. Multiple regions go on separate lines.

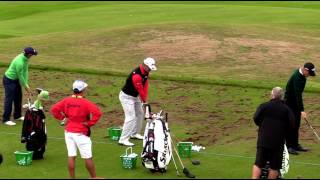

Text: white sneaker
xmin=131 ymin=134 xmax=144 ymax=140
xmin=118 ymin=140 xmax=135 ymax=146
xmin=4 ymin=121 xmax=16 ymax=126
xmin=15 ymin=117 xmax=24 ymax=121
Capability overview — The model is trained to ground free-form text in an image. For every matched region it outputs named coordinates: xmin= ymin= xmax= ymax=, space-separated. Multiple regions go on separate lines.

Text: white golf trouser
xmin=119 ymin=91 xmax=144 ymax=142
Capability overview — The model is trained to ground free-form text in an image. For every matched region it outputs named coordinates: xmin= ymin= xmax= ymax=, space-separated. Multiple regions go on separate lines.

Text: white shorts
xmin=65 ymin=131 xmax=92 ymax=159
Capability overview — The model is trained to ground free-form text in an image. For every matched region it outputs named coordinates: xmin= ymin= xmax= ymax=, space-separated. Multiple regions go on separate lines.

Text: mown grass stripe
xmin=1 ymin=62 xmax=319 ymax=93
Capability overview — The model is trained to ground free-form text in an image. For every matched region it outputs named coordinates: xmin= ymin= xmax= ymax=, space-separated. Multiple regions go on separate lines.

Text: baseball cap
xmin=72 ymin=80 xmax=88 ymax=92
xmin=304 ymin=62 xmax=316 ymax=76
xmin=23 ymin=47 xmax=38 ymax=56
xmin=143 ymin=57 xmax=157 ymax=71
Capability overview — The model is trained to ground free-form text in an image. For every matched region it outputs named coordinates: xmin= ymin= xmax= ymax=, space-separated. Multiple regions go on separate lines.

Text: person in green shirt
xmin=2 ymin=47 xmax=38 ymax=126
xmin=284 ymin=62 xmax=316 ymax=155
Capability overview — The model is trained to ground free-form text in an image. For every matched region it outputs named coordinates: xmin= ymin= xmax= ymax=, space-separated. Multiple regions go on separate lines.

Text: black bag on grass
xmin=21 ymin=109 xmax=47 ymax=160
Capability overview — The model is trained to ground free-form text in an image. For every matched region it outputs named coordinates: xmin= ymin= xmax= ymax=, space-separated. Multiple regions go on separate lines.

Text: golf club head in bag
xmin=141 ymin=105 xmax=172 ymax=173
xmin=23 ymin=88 xmax=43 ymax=108
xmin=36 ymin=88 xmax=43 ymax=94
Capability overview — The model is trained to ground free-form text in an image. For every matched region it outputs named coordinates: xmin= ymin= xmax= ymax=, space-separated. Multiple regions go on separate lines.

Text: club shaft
xmin=311 ymin=127 xmax=320 ymax=141
xmin=171 ymin=141 xmax=180 ymax=176
xmin=170 ymin=135 xmax=185 ymax=169
xmin=304 ymin=118 xmax=320 ymax=141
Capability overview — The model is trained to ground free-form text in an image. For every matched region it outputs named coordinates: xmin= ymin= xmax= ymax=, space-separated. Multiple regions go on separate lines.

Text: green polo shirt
xmin=4 ymin=53 xmax=29 ymax=88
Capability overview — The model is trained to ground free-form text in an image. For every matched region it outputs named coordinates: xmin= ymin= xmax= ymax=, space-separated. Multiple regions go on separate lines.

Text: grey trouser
xmin=119 ymin=91 xmax=144 ymax=142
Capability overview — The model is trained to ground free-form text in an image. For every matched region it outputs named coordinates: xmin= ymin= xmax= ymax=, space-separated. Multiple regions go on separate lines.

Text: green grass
xmin=1 ymin=1 xmax=320 ymax=89
xmin=0 ymin=1 xmax=320 ymax=178
xmin=0 ymin=68 xmax=319 ymax=178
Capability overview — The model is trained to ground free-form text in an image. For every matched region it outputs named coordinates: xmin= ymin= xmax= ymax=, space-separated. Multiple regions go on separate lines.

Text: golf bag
xmin=260 ymin=144 xmax=289 ymax=179
xmin=21 ymin=108 xmax=47 ymax=160
xmin=141 ymin=104 xmax=172 ymax=173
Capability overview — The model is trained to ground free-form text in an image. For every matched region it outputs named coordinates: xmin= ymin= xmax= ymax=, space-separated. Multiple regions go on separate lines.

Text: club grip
xmin=166 ymin=113 xmax=168 ymax=122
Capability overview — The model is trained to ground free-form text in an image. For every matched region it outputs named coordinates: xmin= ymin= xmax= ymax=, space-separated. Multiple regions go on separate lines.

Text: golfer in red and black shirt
xmin=118 ymin=57 xmax=157 ymax=146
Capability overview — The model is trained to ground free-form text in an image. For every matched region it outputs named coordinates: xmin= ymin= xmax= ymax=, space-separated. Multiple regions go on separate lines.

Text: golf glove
xmin=60 ymin=118 xmax=67 ymax=126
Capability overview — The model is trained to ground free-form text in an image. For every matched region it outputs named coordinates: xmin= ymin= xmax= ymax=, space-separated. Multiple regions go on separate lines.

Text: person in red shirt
xmin=50 ymin=80 xmax=102 ymax=179
xmin=118 ymin=57 xmax=157 ymax=146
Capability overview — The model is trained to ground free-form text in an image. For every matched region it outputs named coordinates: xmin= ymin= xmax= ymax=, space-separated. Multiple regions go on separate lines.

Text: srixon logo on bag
xmin=160 ymin=134 xmax=169 ymax=164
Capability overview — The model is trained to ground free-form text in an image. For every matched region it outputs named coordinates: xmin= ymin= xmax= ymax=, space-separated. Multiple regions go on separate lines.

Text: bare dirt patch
xmin=165 ymin=84 xmax=184 ymax=94
xmin=137 ymin=31 xmax=220 ymax=62
xmin=225 ymin=37 xmax=308 ymax=55
xmin=46 ymin=91 xmax=70 ymax=102
xmin=183 ymin=122 xmax=223 ymax=146
xmin=222 ymin=117 xmax=251 ymax=131
xmin=218 ymin=37 xmax=311 ymax=71
xmin=97 ymin=79 xmax=113 ymax=86
xmin=97 ymin=109 xmax=124 ymax=128
xmin=299 ymin=119 xmax=320 ymax=143
xmin=134 ymin=30 xmax=315 ymax=79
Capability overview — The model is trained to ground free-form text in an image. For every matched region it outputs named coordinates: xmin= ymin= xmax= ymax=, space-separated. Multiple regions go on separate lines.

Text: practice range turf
xmin=0 ymin=1 xmax=320 ymax=179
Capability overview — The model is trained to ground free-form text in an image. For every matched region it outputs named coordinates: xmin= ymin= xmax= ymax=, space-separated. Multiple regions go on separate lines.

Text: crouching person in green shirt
xmin=2 ymin=47 xmax=37 ymax=126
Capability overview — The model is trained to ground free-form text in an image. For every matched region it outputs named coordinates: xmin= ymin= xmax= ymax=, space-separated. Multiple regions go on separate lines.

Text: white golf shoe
xmin=4 ymin=121 xmax=16 ymax=126
xmin=131 ymin=134 xmax=144 ymax=140
xmin=14 ymin=116 xmax=24 ymax=121
xmin=118 ymin=140 xmax=135 ymax=146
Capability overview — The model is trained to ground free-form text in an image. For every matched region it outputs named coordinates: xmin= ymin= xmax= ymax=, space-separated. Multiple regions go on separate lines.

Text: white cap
xmin=143 ymin=57 xmax=157 ymax=71
xmin=73 ymin=80 xmax=88 ymax=92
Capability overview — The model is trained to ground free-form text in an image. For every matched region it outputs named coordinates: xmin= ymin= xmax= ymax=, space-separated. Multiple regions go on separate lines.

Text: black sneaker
xmin=288 ymin=147 xmax=299 ymax=155
xmin=296 ymin=144 xmax=309 ymax=152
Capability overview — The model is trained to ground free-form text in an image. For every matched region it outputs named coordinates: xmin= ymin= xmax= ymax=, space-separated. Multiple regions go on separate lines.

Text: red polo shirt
xmin=50 ymin=95 xmax=102 ymax=134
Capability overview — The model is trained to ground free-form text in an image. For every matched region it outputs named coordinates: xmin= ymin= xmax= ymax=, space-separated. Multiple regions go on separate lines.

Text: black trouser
xmin=286 ymin=110 xmax=301 ymax=149
xmin=2 ymin=75 xmax=22 ymax=122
